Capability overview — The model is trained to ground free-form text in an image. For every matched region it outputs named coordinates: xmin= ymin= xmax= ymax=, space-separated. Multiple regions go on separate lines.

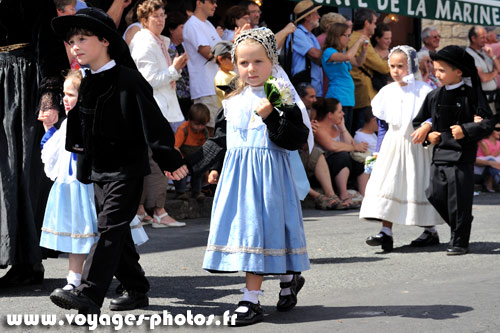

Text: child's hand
xmin=311 ymin=120 xmax=319 ymax=134
xmin=208 ymin=170 xmax=219 ymax=184
xmin=411 ymin=123 xmax=431 ymax=144
xmin=37 ymin=109 xmax=59 ymax=132
xmin=255 ymin=98 xmax=273 ymax=119
xmin=427 ymin=131 xmax=441 ymax=144
xmin=450 ymin=125 xmax=465 ymax=140
xmin=474 ymin=115 xmax=483 ymax=123
xmin=164 ymin=165 xmax=189 ymax=180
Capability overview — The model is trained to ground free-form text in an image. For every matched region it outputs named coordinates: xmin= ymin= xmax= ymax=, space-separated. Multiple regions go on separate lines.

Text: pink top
xmin=477 ymin=138 xmax=500 ymax=157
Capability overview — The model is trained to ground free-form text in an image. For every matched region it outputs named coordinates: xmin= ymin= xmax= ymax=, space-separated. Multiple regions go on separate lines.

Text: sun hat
xmin=293 ymin=0 xmax=321 ymax=24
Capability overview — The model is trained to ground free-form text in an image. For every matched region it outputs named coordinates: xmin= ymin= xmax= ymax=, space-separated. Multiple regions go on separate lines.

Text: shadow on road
xmin=263 ymin=304 xmax=473 ymax=324
xmin=390 ymin=241 xmax=500 ymax=255
xmin=310 ymin=257 xmax=386 ymax=264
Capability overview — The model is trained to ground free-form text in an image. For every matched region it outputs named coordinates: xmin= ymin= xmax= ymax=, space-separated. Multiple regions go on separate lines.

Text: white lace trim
xmin=206 ymin=244 xmax=307 ymax=256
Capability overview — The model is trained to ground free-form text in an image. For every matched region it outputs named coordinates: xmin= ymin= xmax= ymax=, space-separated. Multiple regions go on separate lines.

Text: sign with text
xmin=300 ymin=0 xmax=500 ymax=25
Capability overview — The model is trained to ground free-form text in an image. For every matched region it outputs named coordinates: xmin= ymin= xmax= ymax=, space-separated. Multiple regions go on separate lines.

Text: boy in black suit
xmin=49 ymin=8 xmax=188 ymax=314
xmin=413 ymin=45 xmax=495 ymax=255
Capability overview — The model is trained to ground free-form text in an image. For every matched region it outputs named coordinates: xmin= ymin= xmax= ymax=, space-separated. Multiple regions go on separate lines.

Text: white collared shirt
xmin=91 ymin=60 xmax=116 ymax=74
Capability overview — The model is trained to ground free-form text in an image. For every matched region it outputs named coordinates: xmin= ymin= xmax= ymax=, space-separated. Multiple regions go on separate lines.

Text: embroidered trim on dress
xmin=41 ymin=227 xmax=97 ymax=238
xmin=206 ymin=244 xmax=307 ymax=256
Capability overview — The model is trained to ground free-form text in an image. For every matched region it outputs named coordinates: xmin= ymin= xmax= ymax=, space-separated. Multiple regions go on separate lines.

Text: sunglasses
xmin=495 ymin=127 xmax=500 ymax=131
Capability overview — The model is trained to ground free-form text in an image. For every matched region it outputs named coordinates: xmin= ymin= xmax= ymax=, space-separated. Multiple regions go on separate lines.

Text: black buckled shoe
xmin=446 ymin=246 xmax=468 ymax=256
xmin=276 ymin=274 xmax=305 ymax=312
xmin=50 ymin=288 xmax=100 ymax=314
xmin=366 ymin=232 xmax=393 ymax=251
xmin=410 ymin=230 xmax=440 ymax=247
xmin=109 ymin=290 xmax=149 ymax=311
xmin=230 ymin=301 xmax=264 ymax=326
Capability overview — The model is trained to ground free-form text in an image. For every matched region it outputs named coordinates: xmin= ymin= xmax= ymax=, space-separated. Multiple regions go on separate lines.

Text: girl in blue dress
xmin=39 ymin=70 xmax=149 ymax=291
xmin=186 ymin=28 xmax=310 ymax=326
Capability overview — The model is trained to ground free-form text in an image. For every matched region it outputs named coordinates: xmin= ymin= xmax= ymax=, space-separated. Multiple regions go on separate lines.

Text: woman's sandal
xmin=335 ymin=197 xmax=361 ymax=210
xmin=152 ymin=212 xmax=186 ymax=228
xmin=314 ymin=194 xmax=340 ymax=210
xmin=137 ymin=213 xmax=153 ymax=225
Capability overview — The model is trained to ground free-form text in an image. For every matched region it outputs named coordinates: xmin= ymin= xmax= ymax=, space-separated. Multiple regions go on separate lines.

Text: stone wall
xmin=422 ymin=19 xmax=500 ymax=49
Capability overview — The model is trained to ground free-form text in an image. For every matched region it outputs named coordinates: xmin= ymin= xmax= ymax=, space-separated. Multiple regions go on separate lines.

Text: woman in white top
xmin=129 ymin=0 xmax=188 ymax=228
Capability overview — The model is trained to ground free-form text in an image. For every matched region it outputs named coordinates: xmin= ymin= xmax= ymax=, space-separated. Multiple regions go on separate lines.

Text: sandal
xmin=137 ymin=213 xmax=153 ymax=225
xmin=152 ymin=212 xmax=186 ymax=228
xmin=314 ymin=194 xmax=340 ymax=210
xmin=335 ymin=197 xmax=361 ymax=210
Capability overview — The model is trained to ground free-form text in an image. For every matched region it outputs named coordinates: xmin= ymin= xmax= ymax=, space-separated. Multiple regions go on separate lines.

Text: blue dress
xmin=202 ymin=86 xmax=310 ymax=274
xmin=39 ymin=120 xmax=98 ymax=254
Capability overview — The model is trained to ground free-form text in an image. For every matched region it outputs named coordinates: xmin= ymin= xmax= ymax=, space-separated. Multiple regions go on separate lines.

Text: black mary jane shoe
xmin=109 ymin=290 xmax=149 ymax=311
xmin=230 ymin=301 xmax=264 ymax=326
xmin=366 ymin=232 xmax=393 ymax=251
xmin=410 ymin=230 xmax=440 ymax=247
xmin=276 ymin=274 xmax=305 ymax=312
xmin=50 ymin=288 xmax=100 ymax=314
xmin=446 ymin=246 xmax=468 ymax=256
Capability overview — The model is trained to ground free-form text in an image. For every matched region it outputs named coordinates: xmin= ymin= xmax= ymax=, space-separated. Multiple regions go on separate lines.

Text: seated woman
xmin=475 ymin=124 xmax=500 ymax=192
xmin=313 ymin=98 xmax=369 ymax=209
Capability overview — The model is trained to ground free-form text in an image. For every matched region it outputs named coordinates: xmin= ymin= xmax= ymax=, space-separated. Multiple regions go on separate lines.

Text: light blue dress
xmin=202 ymin=86 xmax=310 ymax=274
xmin=39 ymin=120 xmax=98 ymax=254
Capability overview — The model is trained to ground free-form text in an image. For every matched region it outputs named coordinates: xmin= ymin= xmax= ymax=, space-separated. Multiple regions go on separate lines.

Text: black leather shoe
xmin=0 ymin=264 xmax=44 ymax=288
xmin=276 ymin=274 xmax=305 ymax=312
xmin=410 ymin=230 xmax=440 ymax=247
xmin=446 ymin=246 xmax=468 ymax=255
xmin=366 ymin=232 xmax=393 ymax=251
xmin=230 ymin=301 xmax=264 ymax=326
xmin=109 ymin=290 xmax=149 ymax=311
xmin=50 ymin=288 xmax=100 ymax=314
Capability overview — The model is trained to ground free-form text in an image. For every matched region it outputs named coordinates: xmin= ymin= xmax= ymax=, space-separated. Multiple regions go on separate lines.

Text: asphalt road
xmin=1 ymin=192 xmax=499 ymax=332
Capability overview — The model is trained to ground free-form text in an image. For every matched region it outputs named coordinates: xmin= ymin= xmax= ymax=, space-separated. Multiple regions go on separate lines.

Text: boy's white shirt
xmin=91 ymin=59 xmax=116 ymax=74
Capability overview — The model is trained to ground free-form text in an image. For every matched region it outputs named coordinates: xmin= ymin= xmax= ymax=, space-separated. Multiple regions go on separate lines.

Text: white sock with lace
xmin=380 ymin=227 xmax=392 ymax=237
xmin=235 ymin=288 xmax=263 ymax=313
xmin=63 ymin=272 xmax=81 ymax=291
xmin=279 ymin=275 xmax=293 ymax=296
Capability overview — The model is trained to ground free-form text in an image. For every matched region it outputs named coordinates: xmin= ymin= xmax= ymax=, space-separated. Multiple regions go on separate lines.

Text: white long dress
xmin=359 ymin=80 xmax=445 ymax=226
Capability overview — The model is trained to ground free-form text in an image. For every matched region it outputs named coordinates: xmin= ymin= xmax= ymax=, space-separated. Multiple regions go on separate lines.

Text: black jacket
xmin=413 ymin=84 xmax=495 ymax=164
xmin=66 ymin=64 xmax=184 ymax=183
xmin=186 ymin=103 xmax=309 ymax=175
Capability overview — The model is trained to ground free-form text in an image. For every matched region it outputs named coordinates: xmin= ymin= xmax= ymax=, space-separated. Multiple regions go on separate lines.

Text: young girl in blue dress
xmin=187 ymin=28 xmax=310 ymax=326
xmin=39 ymin=70 xmax=148 ymax=291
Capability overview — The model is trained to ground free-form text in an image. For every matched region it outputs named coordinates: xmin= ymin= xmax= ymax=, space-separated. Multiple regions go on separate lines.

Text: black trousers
xmin=78 ymin=177 xmax=149 ymax=306
xmin=426 ymin=162 xmax=474 ymax=248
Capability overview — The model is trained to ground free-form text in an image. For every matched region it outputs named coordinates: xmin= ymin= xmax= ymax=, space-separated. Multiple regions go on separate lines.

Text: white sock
xmin=279 ymin=275 xmax=293 ymax=296
xmin=63 ymin=272 xmax=81 ymax=290
xmin=235 ymin=288 xmax=263 ymax=313
xmin=380 ymin=227 xmax=392 ymax=237
xmin=424 ymin=226 xmax=437 ymax=234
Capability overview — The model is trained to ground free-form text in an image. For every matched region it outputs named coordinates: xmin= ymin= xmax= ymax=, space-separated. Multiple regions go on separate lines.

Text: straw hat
xmin=293 ymin=0 xmax=322 ymax=24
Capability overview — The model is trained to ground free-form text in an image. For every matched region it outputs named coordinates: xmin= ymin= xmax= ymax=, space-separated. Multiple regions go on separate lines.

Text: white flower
xmin=268 ymin=77 xmax=294 ymax=106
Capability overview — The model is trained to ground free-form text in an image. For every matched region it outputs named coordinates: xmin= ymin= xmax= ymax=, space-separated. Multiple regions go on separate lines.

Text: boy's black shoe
xmin=50 ymin=288 xmax=100 ymax=314
xmin=446 ymin=246 xmax=468 ymax=255
xmin=109 ymin=290 xmax=149 ymax=311
xmin=276 ymin=274 xmax=305 ymax=312
xmin=410 ymin=230 xmax=440 ymax=247
xmin=366 ymin=232 xmax=394 ymax=251
xmin=230 ymin=301 xmax=264 ymax=326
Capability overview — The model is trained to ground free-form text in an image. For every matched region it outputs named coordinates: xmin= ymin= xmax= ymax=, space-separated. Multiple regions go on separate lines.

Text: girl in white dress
xmin=359 ymin=46 xmax=445 ymax=252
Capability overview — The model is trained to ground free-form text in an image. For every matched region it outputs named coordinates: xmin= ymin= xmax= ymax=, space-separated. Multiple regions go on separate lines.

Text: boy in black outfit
xmin=413 ymin=45 xmax=495 ymax=255
xmin=49 ymin=8 xmax=188 ymax=314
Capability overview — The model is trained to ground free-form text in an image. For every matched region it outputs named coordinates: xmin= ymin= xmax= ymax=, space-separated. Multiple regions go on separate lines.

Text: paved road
xmin=1 ymin=193 xmax=499 ymax=332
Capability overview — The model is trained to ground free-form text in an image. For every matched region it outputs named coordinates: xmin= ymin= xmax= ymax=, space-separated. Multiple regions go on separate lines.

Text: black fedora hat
xmin=51 ymin=7 xmax=130 ymax=63
xmin=430 ymin=45 xmax=475 ymax=77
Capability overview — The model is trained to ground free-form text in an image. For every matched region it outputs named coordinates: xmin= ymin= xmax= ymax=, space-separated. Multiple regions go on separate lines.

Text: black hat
xmin=51 ymin=8 xmax=133 ymax=67
xmin=429 ymin=45 xmax=475 ymax=77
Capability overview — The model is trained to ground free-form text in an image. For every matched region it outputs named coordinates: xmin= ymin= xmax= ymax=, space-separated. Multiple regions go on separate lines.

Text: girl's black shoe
xmin=276 ymin=274 xmax=305 ymax=312
xmin=230 ymin=301 xmax=263 ymax=326
xmin=366 ymin=232 xmax=394 ymax=251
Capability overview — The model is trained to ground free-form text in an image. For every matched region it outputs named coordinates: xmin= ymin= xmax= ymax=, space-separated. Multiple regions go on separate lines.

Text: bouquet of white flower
xmin=263 ymin=75 xmax=295 ymax=109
